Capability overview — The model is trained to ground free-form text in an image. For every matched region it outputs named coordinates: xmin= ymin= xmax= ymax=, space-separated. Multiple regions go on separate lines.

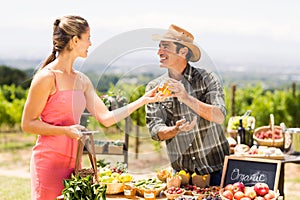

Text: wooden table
xmin=106 ymin=194 xmax=166 ymax=200
xmin=278 ymin=153 xmax=300 ymax=199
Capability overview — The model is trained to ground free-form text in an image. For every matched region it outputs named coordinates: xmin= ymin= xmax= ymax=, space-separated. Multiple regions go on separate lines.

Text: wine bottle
xmin=245 ymin=118 xmax=254 ymax=147
xmin=238 ymin=118 xmax=246 ymax=144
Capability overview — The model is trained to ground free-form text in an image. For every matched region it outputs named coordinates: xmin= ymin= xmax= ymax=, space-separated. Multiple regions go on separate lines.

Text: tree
xmin=0 ymin=65 xmax=29 ymax=87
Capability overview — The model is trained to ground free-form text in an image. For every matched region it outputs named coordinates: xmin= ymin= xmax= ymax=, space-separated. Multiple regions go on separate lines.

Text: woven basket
xmin=253 ymin=114 xmax=283 ymax=148
xmin=100 ymin=182 xmax=124 ymax=194
xmin=74 ymin=133 xmax=98 ymax=183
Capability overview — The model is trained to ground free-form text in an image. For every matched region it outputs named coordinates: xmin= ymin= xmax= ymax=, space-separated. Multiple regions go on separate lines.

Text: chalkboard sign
xmin=220 ymin=156 xmax=281 ymax=191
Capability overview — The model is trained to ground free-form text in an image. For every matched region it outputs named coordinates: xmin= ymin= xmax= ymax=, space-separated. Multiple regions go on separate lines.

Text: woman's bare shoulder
xmin=31 ymin=68 xmax=55 ymax=88
xmin=75 ymin=70 xmax=93 ymax=88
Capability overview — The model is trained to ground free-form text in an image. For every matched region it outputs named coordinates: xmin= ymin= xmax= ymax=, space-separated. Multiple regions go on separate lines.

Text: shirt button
xmin=192 ymin=157 xmax=195 ymax=160
xmin=189 ymin=143 xmax=192 ymax=147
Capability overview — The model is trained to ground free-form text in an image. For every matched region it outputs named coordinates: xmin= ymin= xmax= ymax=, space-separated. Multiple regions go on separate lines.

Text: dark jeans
xmin=209 ymin=170 xmax=222 ymax=186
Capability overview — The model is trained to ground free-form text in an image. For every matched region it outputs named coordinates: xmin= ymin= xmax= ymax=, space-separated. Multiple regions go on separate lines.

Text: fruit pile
xmin=192 ymin=186 xmax=221 ymax=200
xmin=98 ymin=162 xmax=132 ymax=183
xmin=156 ymin=167 xmax=172 ymax=182
xmin=164 ymin=186 xmax=185 ymax=199
xmin=221 ymin=182 xmax=277 ymax=200
xmin=255 ymin=128 xmax=282 ymax=140
xmin=157 ymin=168 xmax=210 ymax=188
xmin=165 ymin=186 xmax=185 ymax=195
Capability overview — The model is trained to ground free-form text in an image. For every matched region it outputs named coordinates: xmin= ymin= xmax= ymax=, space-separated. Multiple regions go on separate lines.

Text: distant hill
xmin=1 ymin=58 xmax=299 ymax=89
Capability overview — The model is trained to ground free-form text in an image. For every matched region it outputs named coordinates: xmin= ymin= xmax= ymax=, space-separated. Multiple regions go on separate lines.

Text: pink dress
xmin=30 ymin=71 xmax=86 ymax=200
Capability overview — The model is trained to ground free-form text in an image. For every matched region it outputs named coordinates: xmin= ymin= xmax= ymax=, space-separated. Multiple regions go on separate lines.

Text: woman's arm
xmin=84 ymin=74 xmax=159 ymax=127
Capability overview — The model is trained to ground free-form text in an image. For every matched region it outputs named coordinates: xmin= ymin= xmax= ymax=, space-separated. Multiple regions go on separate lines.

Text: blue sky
xmin=1 ymin=0 xmax=300 ymax=68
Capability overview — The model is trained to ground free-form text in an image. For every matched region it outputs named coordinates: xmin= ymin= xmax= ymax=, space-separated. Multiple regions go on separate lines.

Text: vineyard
xmin=0 ymin=82 xmax=299 ymax=133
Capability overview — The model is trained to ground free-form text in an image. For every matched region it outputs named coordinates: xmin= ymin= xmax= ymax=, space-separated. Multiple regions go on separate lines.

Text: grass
xmin=0 ymin=176 xmax=31 ymax=200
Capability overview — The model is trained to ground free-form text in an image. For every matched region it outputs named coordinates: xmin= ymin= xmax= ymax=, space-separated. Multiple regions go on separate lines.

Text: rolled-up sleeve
xmin=203 ymin=71 xmax=226 ymax=117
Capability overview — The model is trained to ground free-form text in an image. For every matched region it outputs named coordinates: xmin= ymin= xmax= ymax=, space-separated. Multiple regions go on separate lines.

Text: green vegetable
xmin=62 ymin=174 xmax=107 ymax=200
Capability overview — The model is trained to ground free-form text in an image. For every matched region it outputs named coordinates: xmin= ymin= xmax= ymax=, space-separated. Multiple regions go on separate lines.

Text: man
xmin=145 ymin=24 xmax=229 ymax=186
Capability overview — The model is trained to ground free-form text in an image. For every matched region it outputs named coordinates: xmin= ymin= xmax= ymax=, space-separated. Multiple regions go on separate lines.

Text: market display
xmin=60 ymin=113 xmax=294 ymax=199
xmin=220 ymin=182 xmax=279 ymax=200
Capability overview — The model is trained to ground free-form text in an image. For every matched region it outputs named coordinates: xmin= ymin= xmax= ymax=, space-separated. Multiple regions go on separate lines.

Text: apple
xmin=111 ymin=172 xmax=120 ymax=179
xmin=233 ymin=190 xmax=245 ymax=200
xmin=240 ymin=197 xmax=251 ymax=200
xmin=233 ymin=182 xmax=245 ymax=193
xmin=254 ymin=197 xmax=264 ymax=200
xmin=118 ymin=173 xmax=133 ymax=183
xmin=264 ymin=190 xmax=276 ymax=200
xmin=244 ymin=186 xmax=257 ymax=199
xmin=222 ymin=190 xmax=234 ymax=200
xmin=224 ymin=183 xmax=234 ymax=193
xmin=254 ymin=182 xmax=269 ymax=196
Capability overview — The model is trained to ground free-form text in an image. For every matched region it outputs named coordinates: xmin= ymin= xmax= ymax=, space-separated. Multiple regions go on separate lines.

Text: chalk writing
xmin=221 ymin=156 xmax=281 ymax=190
xmin=230 ymin=168 xmax=267 ymax=185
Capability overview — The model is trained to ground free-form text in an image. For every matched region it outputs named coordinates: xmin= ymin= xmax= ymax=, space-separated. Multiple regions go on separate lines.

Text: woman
xmin=21 ymin=15 xmax=163 ymax=200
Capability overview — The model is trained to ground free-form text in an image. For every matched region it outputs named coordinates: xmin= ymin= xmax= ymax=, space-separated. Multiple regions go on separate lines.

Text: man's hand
xmin=167 ymin=79 xmax=189 ymax=102
xmin=176 ymin=115 xmax=197 ymax=133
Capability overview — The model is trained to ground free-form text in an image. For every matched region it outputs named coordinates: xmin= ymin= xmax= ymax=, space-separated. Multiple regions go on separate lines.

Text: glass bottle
xmin=245 ymin=118 xmax=254 ymax=147
xmin=237 ymin=118 xmax=245 ymax=144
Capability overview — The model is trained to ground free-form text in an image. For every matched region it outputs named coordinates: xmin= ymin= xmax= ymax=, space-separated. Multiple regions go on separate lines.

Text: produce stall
xmin=226 ymin=113 xmax=300 ymax=199
xmin=57 ymin=113 xmax=300 ymax=200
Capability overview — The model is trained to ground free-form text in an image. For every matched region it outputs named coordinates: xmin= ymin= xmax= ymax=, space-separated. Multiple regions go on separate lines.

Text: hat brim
xmin=152 ymin=34 xmax=201 ymax=62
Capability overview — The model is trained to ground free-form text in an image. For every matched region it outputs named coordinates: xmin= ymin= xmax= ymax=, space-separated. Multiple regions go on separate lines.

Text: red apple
xmin=264 ymin=190 xmax=276 ymax=200
xmin=233 ymin=191 xmax=245 ymax=200
xmin=224 ymin=183 xmax=234 ymax=193
xmin=254 ymin=183 xmax=269 ymax=196
xmin=244 ymin=186 xmax=257 ymax=199
xmin=222 ymin=190 xmax=234 ymax=200
xmin=254 ymin=197 xmax=264 ymax=200
xmin=233 ymin=182 xmax=245 ymax=193
xmin=240 ymin=197 xmax=251 ymax=200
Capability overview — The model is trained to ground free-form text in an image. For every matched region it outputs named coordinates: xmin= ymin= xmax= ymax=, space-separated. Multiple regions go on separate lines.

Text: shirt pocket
xmin=161 ymin=99 xmax=173 ymax=109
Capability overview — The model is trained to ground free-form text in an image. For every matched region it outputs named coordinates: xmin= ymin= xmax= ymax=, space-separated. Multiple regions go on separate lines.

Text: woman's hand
xmin=143 ymin=86 xmax=168 ymax=104
xmin=66 ymin=124 xmax=87 ymax=140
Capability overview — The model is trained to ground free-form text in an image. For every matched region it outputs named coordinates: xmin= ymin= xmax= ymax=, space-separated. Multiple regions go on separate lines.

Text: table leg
xmin=279 ymin=163 xmax=285 ymax=199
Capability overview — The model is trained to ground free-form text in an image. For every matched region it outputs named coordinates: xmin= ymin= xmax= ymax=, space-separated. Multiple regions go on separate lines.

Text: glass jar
xmin=124 ymin=183 xmax=136 ymax=199
xmin=144 ymin=186 xmax=156 ymax=200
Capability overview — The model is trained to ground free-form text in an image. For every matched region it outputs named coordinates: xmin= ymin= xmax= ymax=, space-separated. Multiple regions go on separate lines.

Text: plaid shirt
xmin=146 ymin=64 xmax=229 ymax=175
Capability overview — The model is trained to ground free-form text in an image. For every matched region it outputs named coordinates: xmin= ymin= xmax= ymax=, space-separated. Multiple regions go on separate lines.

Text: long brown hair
xmin=39 ymin=15 xmax=89 ymax=70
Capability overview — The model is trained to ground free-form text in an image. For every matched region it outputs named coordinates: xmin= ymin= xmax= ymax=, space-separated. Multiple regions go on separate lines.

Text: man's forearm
xmin=157 ymin=126 xmax=179 ymax=140
xmin=181 ymin=95 xmax=224 ymax=124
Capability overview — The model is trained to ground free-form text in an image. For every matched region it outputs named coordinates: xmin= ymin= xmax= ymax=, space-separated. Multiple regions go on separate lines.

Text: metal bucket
xmin=285 ymin=128 xmax=300 ymax=154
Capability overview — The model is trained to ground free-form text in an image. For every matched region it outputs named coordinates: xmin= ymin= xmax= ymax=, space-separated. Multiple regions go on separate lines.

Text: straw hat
xmin=152 ymin=24 xmax=201 ymax=62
